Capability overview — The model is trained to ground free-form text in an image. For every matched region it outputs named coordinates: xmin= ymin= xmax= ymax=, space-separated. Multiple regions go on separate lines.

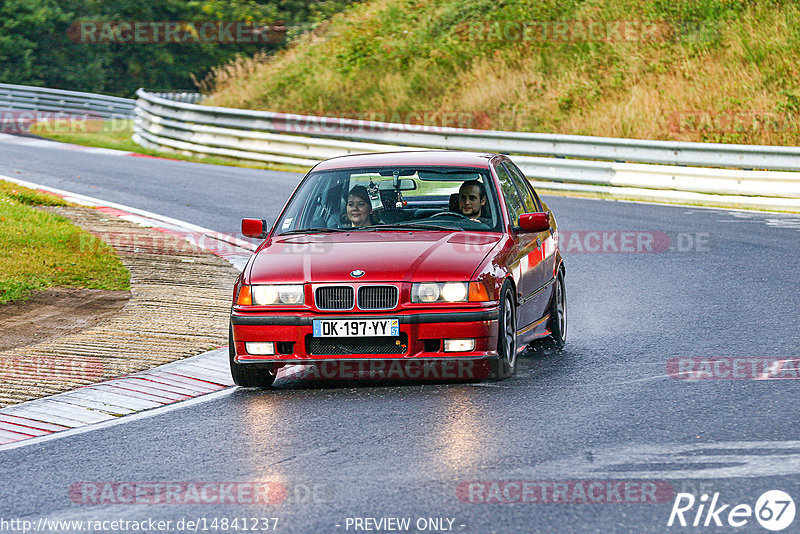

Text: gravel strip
xmin=0 ymin=206 xmax=239 ymax=408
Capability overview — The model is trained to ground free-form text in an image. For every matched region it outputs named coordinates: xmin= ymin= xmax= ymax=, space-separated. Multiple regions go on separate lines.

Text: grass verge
xmin=0 ymin=181 xmax=130 ymax=303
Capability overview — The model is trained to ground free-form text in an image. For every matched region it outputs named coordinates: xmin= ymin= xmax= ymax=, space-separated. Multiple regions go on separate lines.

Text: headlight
xmin=250 ymin=284 xmax=304 ymax=305
xmin=277 ymin=285 xmax=304 ymax=305
xmin=414 ymin=283 xmax=441 ymax=303
xmin=441 ymin=282 xmax=467 ymax=302
xmin=412 ymin=282 xmax=468 ymax=303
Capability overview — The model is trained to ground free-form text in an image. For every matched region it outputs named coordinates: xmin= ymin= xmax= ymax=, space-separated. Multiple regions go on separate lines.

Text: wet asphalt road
xmin=1 ymin=138 xmax=800 ymax=533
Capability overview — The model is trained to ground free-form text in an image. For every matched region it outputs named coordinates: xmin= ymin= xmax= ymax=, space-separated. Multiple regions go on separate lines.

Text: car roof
xmin=311 ymin=151 xmax=499 ymax=171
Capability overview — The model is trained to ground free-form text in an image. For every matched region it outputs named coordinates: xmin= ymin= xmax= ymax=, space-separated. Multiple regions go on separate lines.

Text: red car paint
xmin=229 ymin=151 xmax=565 ymax=382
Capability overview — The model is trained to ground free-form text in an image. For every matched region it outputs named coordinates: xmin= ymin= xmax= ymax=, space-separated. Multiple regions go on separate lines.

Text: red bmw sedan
xmin=230 ymin=151 xmax=566 ymax=386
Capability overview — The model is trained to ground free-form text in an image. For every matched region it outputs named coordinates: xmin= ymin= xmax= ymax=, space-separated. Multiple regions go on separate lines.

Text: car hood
xmin=248 ymin=231 xmax=501 ymax=283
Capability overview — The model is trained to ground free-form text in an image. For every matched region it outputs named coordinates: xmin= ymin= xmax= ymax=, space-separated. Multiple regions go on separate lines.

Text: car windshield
xmin=274 ymin=166 xmax=501 ymax=235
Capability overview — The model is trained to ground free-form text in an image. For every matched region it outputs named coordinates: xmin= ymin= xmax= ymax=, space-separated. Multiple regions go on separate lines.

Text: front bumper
xmin=230 ymin=308 xmax=500 ymax=364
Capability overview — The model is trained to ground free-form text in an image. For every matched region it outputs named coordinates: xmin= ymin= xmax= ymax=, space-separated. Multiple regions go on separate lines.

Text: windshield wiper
xmin=361 ymin=223 xmax=455 ymax=231
xmin=279 ymin=227 xmax=350 ymax=235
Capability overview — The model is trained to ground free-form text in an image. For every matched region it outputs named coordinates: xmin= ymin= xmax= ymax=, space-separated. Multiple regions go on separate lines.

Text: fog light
xmin=444 ymin=339 xmax=475 ymax=352
xmin=245 ymin=342 xmax=275 ymax=355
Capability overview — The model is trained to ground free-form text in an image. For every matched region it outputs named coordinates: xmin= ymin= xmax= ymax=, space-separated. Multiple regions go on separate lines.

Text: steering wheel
xmin=428 ymin=211 xmax=473 ymax=221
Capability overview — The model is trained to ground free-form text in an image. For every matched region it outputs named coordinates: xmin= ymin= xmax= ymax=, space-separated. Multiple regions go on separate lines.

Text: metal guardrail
xmin=145 ymin=92 xmax=204 ymax=104
xmin=0 ymin=83 xmax=137 ymax=118
xmin=134 ymin=89 xmax=800 ymax=171
xmin=132 ymin=89 xmax=800 ymax=212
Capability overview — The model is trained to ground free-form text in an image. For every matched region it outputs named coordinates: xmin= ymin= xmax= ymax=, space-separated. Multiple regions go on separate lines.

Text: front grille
xmin=305 ymin=333 xmax=408 ymax=355
xmin=315 ymin=286 xmax=354 ymax=310
xmin=357 ymin=285 xmax=399 ymax=310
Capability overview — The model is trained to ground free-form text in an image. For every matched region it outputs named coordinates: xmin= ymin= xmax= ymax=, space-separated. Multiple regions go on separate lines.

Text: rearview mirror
xmin=518 ymin=212 xmax=550 ymax=233
xmin=378 ymin=178 xmax=417 ymax=191
xmin=242 ymin=218 xmax=268 ymax=238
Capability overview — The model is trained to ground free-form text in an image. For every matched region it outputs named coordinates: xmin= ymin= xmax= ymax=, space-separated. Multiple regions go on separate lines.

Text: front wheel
xmin=489 ymin=282 xmax=517 ymax=380
xmin=229 ymin=323 xmax=277 ymax=388
xmin=544 ymin=270 xmax=566 ymax=350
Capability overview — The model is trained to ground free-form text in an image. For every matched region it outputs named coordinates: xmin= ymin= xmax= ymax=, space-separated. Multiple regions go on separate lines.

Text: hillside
xmin=201 ymin=0 xmax=800 ymax=146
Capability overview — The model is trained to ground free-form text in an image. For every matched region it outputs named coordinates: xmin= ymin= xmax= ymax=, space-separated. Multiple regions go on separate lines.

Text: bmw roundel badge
xmin=350 ymin=269 xmax=365 ymax=278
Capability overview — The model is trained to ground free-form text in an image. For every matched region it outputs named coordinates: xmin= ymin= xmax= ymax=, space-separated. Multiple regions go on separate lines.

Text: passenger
xmin=458 ymin=180 xmax=488 ymax=222
xmin=344 ymin=185 xmax=374 ymax=227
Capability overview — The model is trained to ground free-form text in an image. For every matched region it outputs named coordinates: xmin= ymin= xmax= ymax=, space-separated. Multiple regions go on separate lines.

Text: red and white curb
xmin=0 ymin=348 xmax=234 ymax=447
xmin=0 ymin=347 xmax=309 ymax=450
xmin=0 ymin=176 xmax=265 ymax=448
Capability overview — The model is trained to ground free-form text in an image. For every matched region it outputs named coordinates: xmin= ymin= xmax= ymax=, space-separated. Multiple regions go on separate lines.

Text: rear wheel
xmin=544 ymin=270 xmax=566 ymax=350
xmin=229 ymin=323 xmax=277 ymax=388
xmin=489 ymin=282 xmax=517 ymax=380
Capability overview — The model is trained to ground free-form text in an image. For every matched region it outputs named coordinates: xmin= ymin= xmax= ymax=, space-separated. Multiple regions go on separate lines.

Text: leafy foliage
xmin=0 ymin=0 xmax=361 ymax=96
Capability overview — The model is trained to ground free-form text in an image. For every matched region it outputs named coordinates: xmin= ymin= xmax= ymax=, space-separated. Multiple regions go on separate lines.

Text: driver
xmin=343 ymin=185 xmax=375 ymax=227
xmin=458 ymin=180 xmax=488 ymax=222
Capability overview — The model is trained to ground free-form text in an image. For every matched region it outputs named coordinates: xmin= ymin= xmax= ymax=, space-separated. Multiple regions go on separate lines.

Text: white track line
xmin=0 ymin=132 xmax=133 ymax=156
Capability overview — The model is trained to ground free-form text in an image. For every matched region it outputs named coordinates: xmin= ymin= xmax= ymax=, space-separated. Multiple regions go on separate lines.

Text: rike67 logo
xmin=668 ymin=490 xmax=796 ymax=531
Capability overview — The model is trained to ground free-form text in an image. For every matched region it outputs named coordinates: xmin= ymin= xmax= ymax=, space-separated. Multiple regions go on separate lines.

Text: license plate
xmin=312 ymin=318 xmax=399 ymax=338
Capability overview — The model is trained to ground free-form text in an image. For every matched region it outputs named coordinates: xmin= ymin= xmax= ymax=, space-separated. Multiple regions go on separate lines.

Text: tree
xmin=0 ymin=0 xmax=359 ymax=96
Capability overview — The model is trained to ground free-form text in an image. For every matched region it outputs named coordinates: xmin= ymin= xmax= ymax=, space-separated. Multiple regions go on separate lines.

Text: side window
xmin=495 ymin=163 xmax=525 ymax=226
xmin=295 ymin=174 xmax=345 ymax=230
xmin=504 ymin=162 xmax=540 ymax=213
xmin=530 ymin=188 xmax=544 ymax=212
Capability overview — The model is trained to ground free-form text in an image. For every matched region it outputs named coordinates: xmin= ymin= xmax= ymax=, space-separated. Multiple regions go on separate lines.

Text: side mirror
xmin=518 ymin=212 xmax=550 ymax=233
xmin=242 ymin=218 xmax=268 ymax=238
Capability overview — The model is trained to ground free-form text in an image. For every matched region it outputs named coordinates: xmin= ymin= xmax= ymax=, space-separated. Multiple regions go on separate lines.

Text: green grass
xmin=28 ymin=119 xmax=309 ymax=174
xmin=0 ymin=181 xmax=130 ymax=303
xmin=29 ymin=118 xmax=136 ymax=152
xmin=201 ymin=0 xmax=800 ymax=147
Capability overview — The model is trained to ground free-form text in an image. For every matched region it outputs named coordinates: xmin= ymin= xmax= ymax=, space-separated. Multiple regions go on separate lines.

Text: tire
xmin=489 ymin=281 xmax=517 ymax=380
xmin=544 ymin=270 xmax=567 ymax=350
xmin=229 ymin=323 xmax=277 ymax=388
